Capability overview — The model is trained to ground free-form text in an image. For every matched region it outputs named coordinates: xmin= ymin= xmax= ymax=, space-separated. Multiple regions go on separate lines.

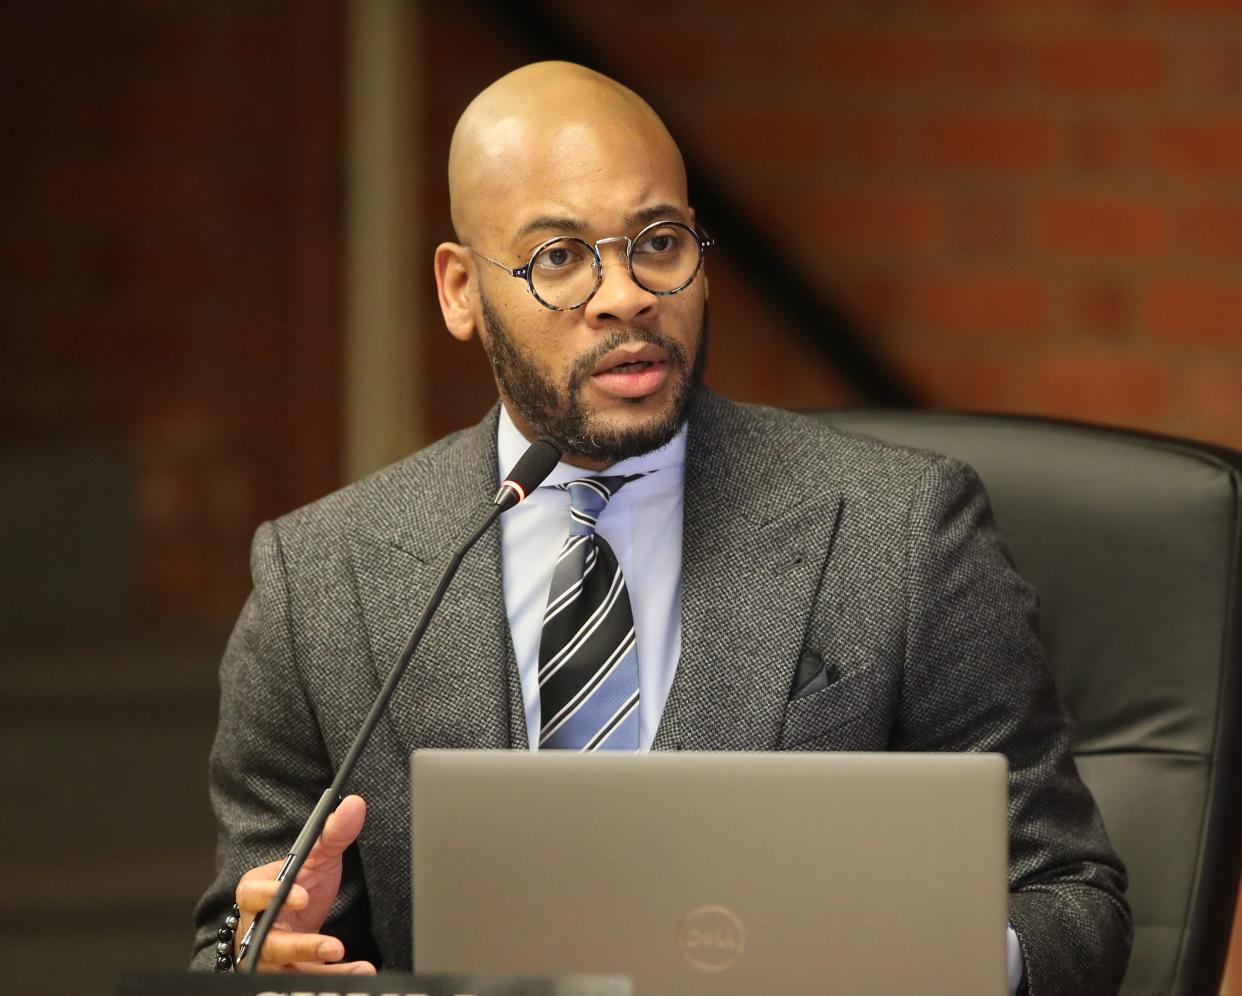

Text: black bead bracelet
xmin=214 ymin=903 xmax=241 ymax=972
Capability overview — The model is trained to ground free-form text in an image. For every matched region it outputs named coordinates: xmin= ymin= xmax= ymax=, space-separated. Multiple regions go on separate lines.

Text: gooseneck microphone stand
xmin=237 ymin=437 xmax=562 ymax=971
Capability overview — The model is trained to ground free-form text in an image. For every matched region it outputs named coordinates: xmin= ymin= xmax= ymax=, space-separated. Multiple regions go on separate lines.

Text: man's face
xmin=462 ymin=114 xmax=709 ymax=468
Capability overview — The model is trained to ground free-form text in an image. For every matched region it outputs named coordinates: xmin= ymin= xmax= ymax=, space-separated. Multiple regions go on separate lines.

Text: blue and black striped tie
xmin=537 ymin=475 xmax=643 ymax=750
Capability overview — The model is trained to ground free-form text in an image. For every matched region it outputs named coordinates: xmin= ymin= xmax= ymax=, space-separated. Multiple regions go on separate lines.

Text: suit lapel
xmin=349 ymin=410 xmax=525 ymax=754
xmin=344 ymin=393 xmax=845 ymax=756
xmin=653 ymin=392 xmax=844 ymax=751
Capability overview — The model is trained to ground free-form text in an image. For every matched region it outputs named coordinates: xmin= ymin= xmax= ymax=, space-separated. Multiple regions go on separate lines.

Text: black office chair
xmin=815 ymin=411 xmax=1242 ymax=996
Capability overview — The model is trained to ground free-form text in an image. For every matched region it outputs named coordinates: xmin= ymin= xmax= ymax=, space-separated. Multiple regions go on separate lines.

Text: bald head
xmin=448 ymin=62 xmax=687 ymax=246
xmin=433 ymin=63 xmax=708 ymax=469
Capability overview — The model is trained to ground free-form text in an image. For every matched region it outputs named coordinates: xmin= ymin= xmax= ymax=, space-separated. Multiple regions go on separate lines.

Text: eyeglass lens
xmin=528 ymin=222 xmax=702 ymax=310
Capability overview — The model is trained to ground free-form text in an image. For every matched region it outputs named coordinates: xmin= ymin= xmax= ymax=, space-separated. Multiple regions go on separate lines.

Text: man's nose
xmin=583 ymin=245 xmax=658 ymax=327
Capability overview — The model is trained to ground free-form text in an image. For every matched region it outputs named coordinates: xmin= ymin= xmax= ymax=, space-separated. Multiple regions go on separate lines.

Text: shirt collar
xmin=497 ymin=403 xmax=688 ymax=489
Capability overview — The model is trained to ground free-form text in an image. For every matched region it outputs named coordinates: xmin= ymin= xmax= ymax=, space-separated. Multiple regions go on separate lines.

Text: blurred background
xmin=2 ymin=1 xmax=1240 ymax=992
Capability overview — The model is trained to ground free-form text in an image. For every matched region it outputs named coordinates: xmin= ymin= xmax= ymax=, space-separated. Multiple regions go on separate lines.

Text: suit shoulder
xmin=266 ymin=415 xmax=495 ymax=550
xmin=698 ymin=393 xmax=954 ymax=490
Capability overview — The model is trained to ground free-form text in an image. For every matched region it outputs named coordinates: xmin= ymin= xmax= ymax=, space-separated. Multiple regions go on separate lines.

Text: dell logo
xmin=677 ymin=905 xmax=746 ymax=972
xmin=685 ymin=927 xmax=740 ymax=950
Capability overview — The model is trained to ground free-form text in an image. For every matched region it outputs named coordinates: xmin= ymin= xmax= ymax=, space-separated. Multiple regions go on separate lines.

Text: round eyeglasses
xmin=468 ymin=220 xmax=715 ymax=312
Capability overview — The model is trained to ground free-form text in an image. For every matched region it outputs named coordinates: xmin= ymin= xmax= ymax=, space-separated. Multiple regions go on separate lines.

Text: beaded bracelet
xmin=214 ymin=903 xmax=241 ymax=972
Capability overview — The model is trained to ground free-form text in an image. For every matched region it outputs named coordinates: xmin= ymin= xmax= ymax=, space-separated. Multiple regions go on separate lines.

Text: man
xmin=193 ymin=62 xmax=1131 ymax=994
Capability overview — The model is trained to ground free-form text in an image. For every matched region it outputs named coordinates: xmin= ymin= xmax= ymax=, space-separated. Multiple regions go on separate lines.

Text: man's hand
xmin=234 ymin=794 xmax=377 ymax=974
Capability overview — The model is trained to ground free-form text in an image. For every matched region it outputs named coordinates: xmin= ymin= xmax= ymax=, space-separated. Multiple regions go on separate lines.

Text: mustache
xmin=566 ymin=328 xmax=689 ymax=388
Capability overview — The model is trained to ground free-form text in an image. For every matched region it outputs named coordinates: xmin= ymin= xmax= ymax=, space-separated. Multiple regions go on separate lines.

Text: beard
xmin=480 ymin=294 xmax=708 ymax=465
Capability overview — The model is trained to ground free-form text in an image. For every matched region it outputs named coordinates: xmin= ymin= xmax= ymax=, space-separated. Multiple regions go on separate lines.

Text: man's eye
xmin=636 ymin=231 xmax=679 ymax=255
xmin=533 ymin=243 xmax=585 ymax=270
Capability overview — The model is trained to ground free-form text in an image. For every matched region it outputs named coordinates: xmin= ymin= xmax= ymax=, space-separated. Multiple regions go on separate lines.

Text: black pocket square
xmin=791 ymin=650 xmax=835 ymax=699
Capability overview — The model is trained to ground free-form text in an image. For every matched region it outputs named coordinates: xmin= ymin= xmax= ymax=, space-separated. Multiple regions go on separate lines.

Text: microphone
xmin=238 ymin=434 xmax=562 ymax=971
xmin=494 ymin=436 xmax=561 ymax=510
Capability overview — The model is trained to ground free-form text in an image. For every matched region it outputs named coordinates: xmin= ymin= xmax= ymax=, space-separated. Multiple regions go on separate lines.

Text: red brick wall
xmin=7 ymin=1 xmax=1240 ymax=623
xmin=0 ymin=2 xmax=343 ymax=625
xmin=418 ymin=0 xmax=1242 ymax=452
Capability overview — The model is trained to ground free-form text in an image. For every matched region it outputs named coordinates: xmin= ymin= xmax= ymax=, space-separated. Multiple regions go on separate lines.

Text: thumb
xmin=315 ymin=794 xmax=367 ymax=860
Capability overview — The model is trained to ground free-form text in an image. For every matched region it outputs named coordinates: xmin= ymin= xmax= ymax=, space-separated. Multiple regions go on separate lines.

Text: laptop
xmin=412 ymin=750 xmax=1008 ymax=995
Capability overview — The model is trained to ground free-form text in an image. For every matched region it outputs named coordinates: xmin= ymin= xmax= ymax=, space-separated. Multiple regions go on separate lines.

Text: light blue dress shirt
xmin=497 ymin=406 xmax=686 ymax=750
xmin=494 ymin=405 xmax=1023 ymax=995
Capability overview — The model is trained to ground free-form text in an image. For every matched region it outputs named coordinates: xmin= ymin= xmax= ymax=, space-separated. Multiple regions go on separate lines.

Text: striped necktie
xmin=538 ymin=475 xmax=643 ymax=750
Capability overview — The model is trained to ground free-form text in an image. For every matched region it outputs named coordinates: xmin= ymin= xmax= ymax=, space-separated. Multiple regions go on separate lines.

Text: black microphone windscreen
xmin=495 ymin=436 xmax=562 ymax=508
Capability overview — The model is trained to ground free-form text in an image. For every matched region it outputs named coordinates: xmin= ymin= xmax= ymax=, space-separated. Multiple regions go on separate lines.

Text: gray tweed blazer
xmin=193 ymin=389 xmax=1131 ymax=994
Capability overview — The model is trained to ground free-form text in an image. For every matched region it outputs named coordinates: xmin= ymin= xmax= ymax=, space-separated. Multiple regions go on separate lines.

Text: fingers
xmin=229 ymin=793 xmax=370 ymax=971
xmin=314 ymin=793 xmax=367 ymax=860
xmin=287 ymin=960 xmax=378 ymax=975
xmin=247 ymin=925 xmax=377 ymax=974
xmin=256 ymin=930 xmax=346 ymax=968
xmin=235 ymin=876 xmax=310 ymax=916
xmin=253 ymin=928 xmax=376 ymax=974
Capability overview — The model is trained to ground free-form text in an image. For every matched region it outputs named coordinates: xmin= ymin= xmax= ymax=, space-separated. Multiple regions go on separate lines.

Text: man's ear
xmin=435 ymin=242 xmax=478 ymax=342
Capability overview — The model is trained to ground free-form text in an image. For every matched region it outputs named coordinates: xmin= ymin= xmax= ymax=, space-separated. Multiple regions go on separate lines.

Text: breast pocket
xmin=778 ymin=667 xmax=881 ymax=750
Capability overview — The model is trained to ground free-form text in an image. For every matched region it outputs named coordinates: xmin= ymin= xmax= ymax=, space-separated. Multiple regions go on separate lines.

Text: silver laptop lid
xmin=412 ymin=750 xmax=1008 ymax=996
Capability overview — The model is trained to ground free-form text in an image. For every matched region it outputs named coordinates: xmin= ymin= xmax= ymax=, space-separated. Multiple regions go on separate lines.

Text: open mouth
xmin=589 ymin=350 xmax=670 ymax=399
xmin=591 ymin=343 xmax=669 ymax=375
xmin=605 ymin=359 xmax=658 ymax=374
